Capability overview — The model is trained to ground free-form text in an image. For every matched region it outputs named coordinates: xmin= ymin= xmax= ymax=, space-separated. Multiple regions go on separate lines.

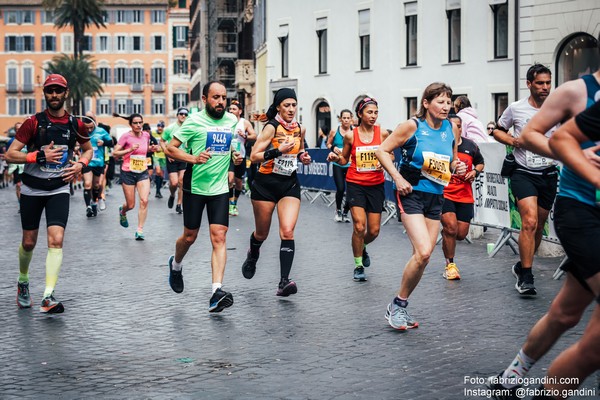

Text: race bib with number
xmin=205 ymin=126 xmax=233 ymax=156
xmin=273 ymin=154 xmax=298 ymax=176
xmin=129 ymin=154 xmax=147 ymax=173
xmin=355 ymin=145 xmax=380 ymax=172
xmin=525 ymin=150 xmax=554 ymax=168
xmin=39 ymin=144 xmax=69 ymax=172
xmin=421 ymin=151 xmax=451 ymax=186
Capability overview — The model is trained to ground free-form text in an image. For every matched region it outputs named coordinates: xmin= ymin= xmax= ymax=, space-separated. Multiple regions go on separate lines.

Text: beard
xmin=46 ymin=97 xmax=66 ymax=111
xmin=206 ymin=103 xmax=225 ymax=119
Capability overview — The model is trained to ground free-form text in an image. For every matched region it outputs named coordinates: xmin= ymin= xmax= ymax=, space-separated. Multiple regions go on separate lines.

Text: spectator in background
xmin=487 ymin=121 xmax=496 ymax=138
xmin=454 ymin=95 xmax=489 ymax=143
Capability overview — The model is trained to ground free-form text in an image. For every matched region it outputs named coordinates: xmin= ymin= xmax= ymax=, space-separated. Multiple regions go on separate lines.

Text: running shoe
xmin=231 ymin=205 xmax=239 ymax=216
xmin=353 ymin=267 xmax=367 ymax=282
xmin=16 ymin=281 xmax=32 ymax=308
xmin=242 ymin=250 xmax=259 ymax=279
xmin=342 ymin=212 xmax=351 ymax=223
xmin=276 ymin=278 xmax=297 ymax=297
xmin=119 ymin=206 xmax=129 ymax=228
xmin=168 ymin=195 xmax=175 ymax=209
xmin=362 ymin=248 xmax=371 ymax=268
xmin=443 ymin=263 xmax=461 ymax=280
xmin=91 ymin=203 xmax=98 ymax=217
xmin=135 ymin=230 xmax=145 ymax=241
xmin=485 ymin=374 xmax=520 ymax=400
xmin=209 ymin=288 xmax=234 ymax=313
xmin=512 ymin=262 xmax=536 ymax=295
xmin=155 ymin=191 xmax=163 ymax=199
xmin=385 ymin=302 xmax=419 ymax=330
xmin=86 ymin=205 xmax=93 ymax=218
xmin=98 ymin=198 xmax=106 ymax=211
xmin=176 ymin=204 xmax=183 ymax=214
xmin=228 ymin=204 xmax=235 ymax=216
xmin=40 ymin=292 xmax=64 ymax=314
xmin=334 ymin=210 xmax=343 ymax=222
xmin=168 ymin=255 xmax=184 ymax=293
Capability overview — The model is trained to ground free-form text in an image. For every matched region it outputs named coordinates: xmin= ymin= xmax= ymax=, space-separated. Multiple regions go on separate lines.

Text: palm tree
xmin=42 ymin=0 xmax=106 ymax=59
xmin=45 ymin=54 xmax=104 ymax=115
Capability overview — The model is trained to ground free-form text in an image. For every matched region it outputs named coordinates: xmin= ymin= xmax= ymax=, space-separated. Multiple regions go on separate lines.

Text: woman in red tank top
xmin=327 ymin=97 xmax=390 ymax=282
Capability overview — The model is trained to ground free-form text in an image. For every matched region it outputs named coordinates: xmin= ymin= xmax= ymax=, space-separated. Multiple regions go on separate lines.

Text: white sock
xmin=212 ymin=282 xmax=222 ymax=293
xmin=172 ymin=258 xmax=182 ymax=272
xmin=501 ymin=349 xmax=536 ymax=388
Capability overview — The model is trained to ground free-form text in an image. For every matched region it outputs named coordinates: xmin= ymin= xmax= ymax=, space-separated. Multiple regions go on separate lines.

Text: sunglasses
xmin=157 ymin=124 xmax=165 ymax=127
xmin=178 ymin=112 xmax=188 ymax=116
xmin=43 ymin=87 xmax=66 ymax=95
xmin=487 ymin=127 xmax=494 ymax=130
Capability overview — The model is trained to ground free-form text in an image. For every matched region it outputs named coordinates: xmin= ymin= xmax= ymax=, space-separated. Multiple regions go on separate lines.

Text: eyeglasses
xmin=132 ymin=121 xmax=144 ymax=125
xmin=178 ymin=113 xmax=188 ymax=116
xmin=43 ymin=87 xmax=66 ymax=95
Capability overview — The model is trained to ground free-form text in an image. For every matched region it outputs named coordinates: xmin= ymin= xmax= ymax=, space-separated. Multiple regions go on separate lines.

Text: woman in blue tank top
xmin=375 ymin=82 xmax=467 ymax=331
xmin=326 ymin=109 xmax=353 ymax=222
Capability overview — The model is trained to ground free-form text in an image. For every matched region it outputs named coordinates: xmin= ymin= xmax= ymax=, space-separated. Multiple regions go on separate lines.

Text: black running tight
xmin=332 ymin=165 xmax=349 ymax=212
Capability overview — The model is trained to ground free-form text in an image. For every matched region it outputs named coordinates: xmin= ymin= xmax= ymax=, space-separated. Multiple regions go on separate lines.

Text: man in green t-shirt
xmin=161 ymin=109 xmax=188 ymax=213
xmin=152 ymin=120 xmax=166 ymax=199
xmin=165 ymin=81 xmax=242 ymax=313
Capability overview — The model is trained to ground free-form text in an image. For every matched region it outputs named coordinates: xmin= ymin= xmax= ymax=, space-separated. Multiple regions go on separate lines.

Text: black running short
xmin=554 ymin=196 xmax=600 ymax=293
xmin=82 ymin=166 xmax=105 ymax=177
xmin=120 ymin=170 xmax=149 ymax=185
xmin=183 ymin=191 xmax=229 ymax=229
xmin=251 ymin=172 xmax=301 ymax=203
xmin=229 ymin=158 xmax=246 ymax=179
xmin=13 ymin=170 xmax=21 ymax=184
xmin=346 ymin=181 xmax=385 ymax=214
xmin=398 ymin=190 xmax=444 ymax=220
xmin=510 ymin=168 xmax=558 ymax=211
xmin=441 ymin=199 xmax=474 ymax=223
xmin=20 ymin=193 xmax=70 ymax=230
xmin=166 ymin=158 xmax=187 ymax=174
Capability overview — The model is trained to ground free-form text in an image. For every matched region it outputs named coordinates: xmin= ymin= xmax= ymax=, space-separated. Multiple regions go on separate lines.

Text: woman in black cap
xmin=240 ymin=88 xmax=311 ymax=296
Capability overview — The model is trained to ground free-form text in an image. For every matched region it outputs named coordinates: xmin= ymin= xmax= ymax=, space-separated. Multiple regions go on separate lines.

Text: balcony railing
xmin=22 ymin=83 xmax=34 ymax=93
xmin=130 ymin=83 xmax=144 ymax=92
xmin=6 ymin=83 xmax=18 ymax=92
xmin=152 ymin=83 xmax=165 ymax=92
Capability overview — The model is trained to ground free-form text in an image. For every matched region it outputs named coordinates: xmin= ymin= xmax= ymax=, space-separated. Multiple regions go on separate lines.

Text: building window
xmin=406 ymin=97 xmax=418 ymax=119
xmin=97 ymin=67 xmax=111 ymax=83
xmin=22 ymin=11 xmax=34 ymax=24
xmin=173 ymin=26 xmax=189 ymax=48
xmin=81 ymin=35 xmax=93 ymax=52
xmin=20 ymin=98 xmax=36 ymax=115
xmin=174 ymin=59 xmax=188 ymax=75
xmin=62 ymin=34 xmax=73 ymax=53
xmin=115 ymin=67 xmax=127 ymax=84
xmin=132 ymin=10 xmax=143 ymax=23
xmin=316 ymin=18 xmax=327 ymax=74
xmin=494 ymin=93 xmax=508 ymax=121
xmin=492 ymin=2 xmax=508 ymax=59
xmin=8 ymin=98 xmax=18 ymax=115
xmin=151 ymin=10 xmax=165 ymax=24
xmin=447 ymin=8 xmax=461 ymax=62
xmin=117 ymin=36 xmax=126 ymax=51
xmin=173 ymin=93 xmax=189 ymax=109
xmin=5 ymin=36 xmax=18 ymax=52
xmin=556 ymin=33 xmax=600 ymax=86
xmin=358 ymin=9 xmax=370 ymax=70
xmin=42 ymin=35 xmax=56 ymax=52
xmin=23 ymin=36 xmax=35 ymax=52
xmin=116 ymin=10 xmax=126 ymax=23
xmin=152 ymin=35 xmax=164 ymax=51
xmin=42 ymin=10 xmax=56 ymax=24
xmin=405 ymin=2 xmax=417 ymax=66
xmin=152 ymin=98 xmax=165 ymax=114
xmin=97 ymin=99 xmax=111 ymax=115
xmin=132 ymin=99 xmax=144 ymax=114
xmin=115 ymin=99 xmax=127 ymax=115
xmin=97 ymin=36 xmax=110 ymax=52
xmin=131 ymin=67 xmax=144 ymax=84
xmin=4 ymin=11 xmax=19 ymax=24
xmin=278 ymin=24 xmax=289 ymax=78
xmin=151 ymin=66 xmax=165 ymax=84
xmin=132 ymin=36 xmax=144 ymax=52
xmin=22 ymin=66 xmax=34 ymax=92
xmin=7 ymin=67 xmax=18 ymax=91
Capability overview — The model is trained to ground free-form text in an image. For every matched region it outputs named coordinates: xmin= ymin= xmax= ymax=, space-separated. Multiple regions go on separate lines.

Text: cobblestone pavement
xmin=0 ymin=184 xmax=597 ymax=399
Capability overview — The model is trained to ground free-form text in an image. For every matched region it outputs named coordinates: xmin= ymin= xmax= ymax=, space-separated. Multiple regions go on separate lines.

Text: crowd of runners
xmin=3 ymin=39 xmax=600 ymax=399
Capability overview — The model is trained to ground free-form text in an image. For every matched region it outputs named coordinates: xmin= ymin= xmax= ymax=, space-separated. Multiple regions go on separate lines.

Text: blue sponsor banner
xmin=298 ymin=149 xmax=402 ymax=202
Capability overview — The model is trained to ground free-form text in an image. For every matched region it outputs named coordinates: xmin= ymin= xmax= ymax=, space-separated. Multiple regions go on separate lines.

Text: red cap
xmin=43 ymin=74 xmax=68 ymax=88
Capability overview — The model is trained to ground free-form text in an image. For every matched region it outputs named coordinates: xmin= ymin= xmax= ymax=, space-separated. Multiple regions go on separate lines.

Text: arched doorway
xmin=315 ymin=100 xmax=331 ymax=148
xmin=555 ymin=33 xmax=599 ymax=86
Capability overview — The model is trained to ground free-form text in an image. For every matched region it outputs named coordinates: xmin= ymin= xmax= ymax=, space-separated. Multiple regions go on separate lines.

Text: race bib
xmin=205 ymin=126 xmax=232 ymax=156
xmin=273 ymin=154 xmax=298 ymax=176
xmin=92 ymin=145 xmax=102 ymax=163
xmin=39 ymin=144 xmax=69 ymax=172
xmin=421 ymin=151 xmax=451 ymax=186
xmin=129 ymin=154 xmax=146 ymax=173
xmin=525 ymin=150 xmax=554 ymax=168
xmin=355 ymin=145 xmax=380 ymax=172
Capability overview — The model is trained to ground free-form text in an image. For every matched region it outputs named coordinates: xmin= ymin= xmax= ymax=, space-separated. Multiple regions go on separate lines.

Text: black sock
xmin=92 ymin=188 xmax=100 ymax=203
xmin=249 ymin=233 xmax=263 ymax=258
xmin=234 ymin=188 xmax=242 ymax=199
xmin=229 ymin=187 xmax=234 ymax=198
xmin=83 ymin=189 xmax=91 ymax=206
xmin=394 ymin=297 xmax=408 ymax=308
xmin=155 ymin=176 xmax=163 ymax=192
xmin=279 ymin=239 xmax=295 ymax=280
xmin=448 ymin=258 xmax=454 ymax=263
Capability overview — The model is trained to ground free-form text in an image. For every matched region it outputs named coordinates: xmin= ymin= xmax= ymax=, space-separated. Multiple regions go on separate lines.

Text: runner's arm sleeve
xmin=575 ymin=100 xmax=600 ymax=141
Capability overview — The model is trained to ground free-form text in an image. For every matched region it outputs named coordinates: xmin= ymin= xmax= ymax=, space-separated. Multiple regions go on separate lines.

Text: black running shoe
xmin=168 ymin=195 xmax=175 ymax=209
xmin=353 ymin=267 xmax=367 ymax=282
xmin=512 ymin=262 xmax=536 ymax=295
xmin=86 ymin=205 xmax=93 ymax=218
xmin=276 ymin=278 xmax=297 ymax=297
xmin=155 ymin=191 xmax=163 ymax=199
xmin=209 ymin=288 xmax=233 ymax=312
xmin=168 ymin=255 xmax=184 ymax=293
xmin=242 ymin=250 xmax=258 ymax=279
xmin=362 ymin=248 xmax=371 ymax=267
xmin=176 ymin=204 xmax=183 ymax=214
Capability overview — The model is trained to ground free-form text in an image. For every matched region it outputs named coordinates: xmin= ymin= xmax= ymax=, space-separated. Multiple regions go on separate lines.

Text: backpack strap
xmin=32 ymin=111 xmax=49 ymax=151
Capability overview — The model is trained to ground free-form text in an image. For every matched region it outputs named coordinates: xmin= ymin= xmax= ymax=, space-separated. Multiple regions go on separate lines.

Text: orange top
xmin=258 ymin=120 xmax=302 ymax=176
xmin=346 ymin=125 xmax=385 ymax=186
